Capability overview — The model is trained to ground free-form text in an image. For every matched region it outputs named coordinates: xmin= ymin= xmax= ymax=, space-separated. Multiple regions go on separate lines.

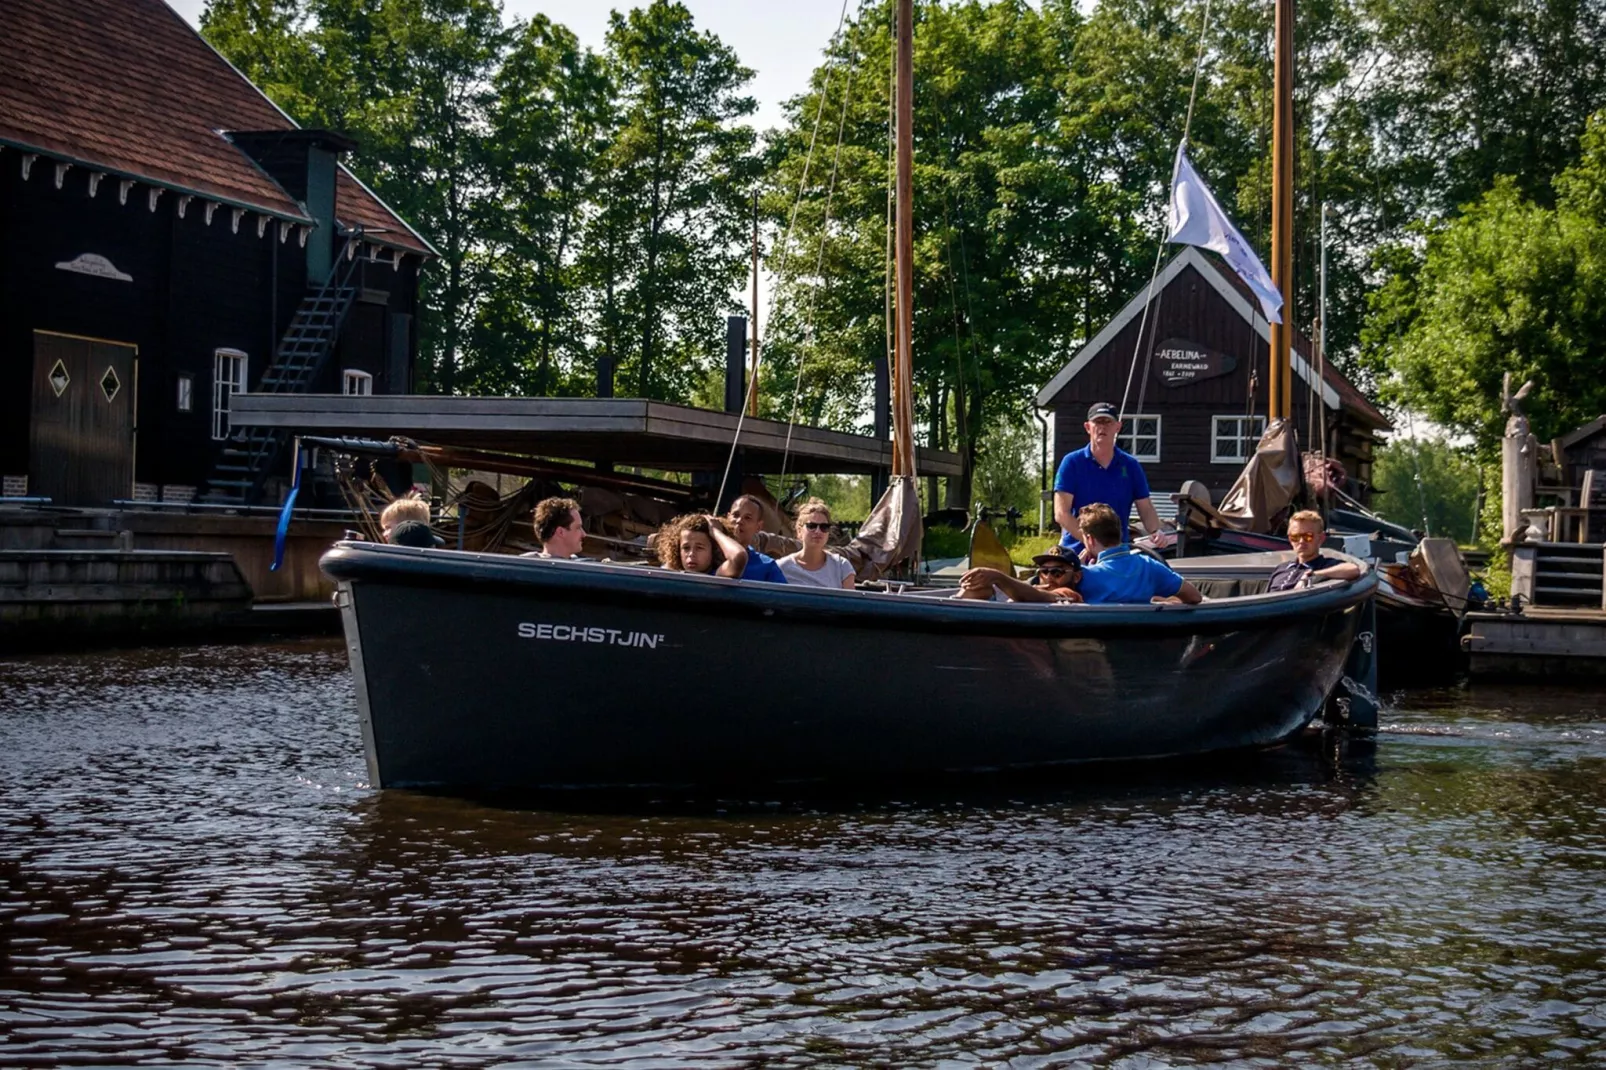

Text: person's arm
xmin=837 ymin=559 xmax=856 ymax=589
xmin=1173 ymin=580 xmax=1203 ymax=604
xmin=1311 ymin=558 xmax=1364 ymax=582
xmin=1052 ymin=491 xmax=1080 ymax=545
xmin=1134 ymin=497 xmax=1173 ymax=549
xmin=707 ymin=520 xmax=748 ymax=579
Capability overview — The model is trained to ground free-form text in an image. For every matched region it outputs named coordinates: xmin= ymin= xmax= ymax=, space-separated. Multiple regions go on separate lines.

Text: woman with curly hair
xmin=655 ymin=514 xmax=748 ymax=578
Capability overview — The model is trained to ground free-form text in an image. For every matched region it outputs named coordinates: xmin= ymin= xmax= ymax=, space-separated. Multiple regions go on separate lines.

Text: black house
xmin=0 ymin=0 xmax=434 ymax=507
xmin=1034 ymin=247 xmax=1390 ymax=504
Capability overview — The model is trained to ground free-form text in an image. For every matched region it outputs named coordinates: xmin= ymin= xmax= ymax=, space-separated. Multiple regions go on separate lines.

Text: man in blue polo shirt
xmin=1053 ymin=401 xmax=1173 ymax=561
xmin=725 ymin=494 xmax=789 ymax=583
xmin=1075 ymin=503 xmax=1202 ymax=605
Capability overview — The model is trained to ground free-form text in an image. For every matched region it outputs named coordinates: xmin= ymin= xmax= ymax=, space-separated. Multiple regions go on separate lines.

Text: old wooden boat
xmin=323 ymin=542 xmax=1376 ymax=792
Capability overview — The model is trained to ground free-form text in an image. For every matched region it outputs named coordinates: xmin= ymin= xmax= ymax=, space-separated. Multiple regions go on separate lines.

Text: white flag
xmin=1166 ymin=145 xmax=1283 ymax=324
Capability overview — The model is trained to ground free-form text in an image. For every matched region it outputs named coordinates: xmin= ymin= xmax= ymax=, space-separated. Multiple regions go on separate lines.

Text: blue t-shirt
xmin=740 ymin=548 xmax=787 ymax=584
xmin=1054 ymin=445 xmax=1152 ymax=550
xmin=1078 ymin=546 xmax=1184 ymax=605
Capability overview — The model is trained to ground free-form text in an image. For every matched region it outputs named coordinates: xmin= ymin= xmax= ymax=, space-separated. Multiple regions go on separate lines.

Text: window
xmin=176 ymin=373 xmax=193 ymax=413
xmin=1213 ymin=415 xmax=1266 ymax=463
xmin=1117 ymin=414 xmax=1161 ymax=462
xmin=342 ymin=369 xmax=373 ymax=396
xmin=212 ymin=349 xmax=248 ymax=440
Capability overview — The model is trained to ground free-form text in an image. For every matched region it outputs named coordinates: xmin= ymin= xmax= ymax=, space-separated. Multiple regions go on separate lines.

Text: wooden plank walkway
xmin=1464 ymin=606 xmax=1606 ymax=676
xmin=230 ymin=394 xmax=964 ymax=477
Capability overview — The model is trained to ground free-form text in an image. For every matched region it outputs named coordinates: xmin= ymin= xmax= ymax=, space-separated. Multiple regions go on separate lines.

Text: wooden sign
xmin=1152 ymin=338 xmax=1236 ymax=387
xmin=55 ymin=253 xmax=132 ymax=282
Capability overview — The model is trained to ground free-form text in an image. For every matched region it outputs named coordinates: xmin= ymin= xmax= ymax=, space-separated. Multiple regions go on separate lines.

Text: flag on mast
xmin=1166 ymin=144 xmax=1284 ymax=324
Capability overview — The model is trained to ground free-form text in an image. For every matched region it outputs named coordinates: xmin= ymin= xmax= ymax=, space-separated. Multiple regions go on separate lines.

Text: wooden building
xmin=1034 ymin=247 xmax=1389 ymax=503
xmin=0 ymin=0 xmax=434 ymax=508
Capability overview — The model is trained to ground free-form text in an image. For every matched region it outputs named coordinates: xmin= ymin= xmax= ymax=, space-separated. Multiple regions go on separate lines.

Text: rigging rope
xmin=1119 ymin=0 xmax=1214 ymax=424
xmin=779 ymin=13 xmax=863 ymax=481
xmin=714 ymin=0 xmax=854 ymax=509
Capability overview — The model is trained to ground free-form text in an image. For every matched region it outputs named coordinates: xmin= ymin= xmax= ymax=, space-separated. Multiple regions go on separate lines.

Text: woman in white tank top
xmin=777 ymin=498 xmax=856 ymax=589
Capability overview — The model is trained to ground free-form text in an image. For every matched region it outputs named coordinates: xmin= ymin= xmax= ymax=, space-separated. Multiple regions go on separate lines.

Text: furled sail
xmin=837 ymin=475 xmax=922 ymax=582
xmin=1212 ymin=418 xmax=1302 ymax=533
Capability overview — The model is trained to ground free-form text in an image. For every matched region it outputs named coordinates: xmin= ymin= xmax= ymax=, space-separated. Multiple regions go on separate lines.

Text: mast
xmin=891 ymin=0 xmax=916 ymax=478
xmin=1268 ymin=0 xmax=1295 ymax=423
xmin=749 ymin=188 xmax=760 ymax=417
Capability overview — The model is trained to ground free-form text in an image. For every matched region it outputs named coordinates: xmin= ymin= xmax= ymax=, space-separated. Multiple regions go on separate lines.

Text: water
xmin=3 ymin=641 xmax=1605 ymax=1068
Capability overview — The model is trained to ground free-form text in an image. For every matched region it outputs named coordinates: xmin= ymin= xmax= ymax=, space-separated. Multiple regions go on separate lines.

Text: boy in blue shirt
xmin=1076 ymin=503 xmax=1203 ymax=605
xmin=1053 ymin=402 xmax=1172 ymax=560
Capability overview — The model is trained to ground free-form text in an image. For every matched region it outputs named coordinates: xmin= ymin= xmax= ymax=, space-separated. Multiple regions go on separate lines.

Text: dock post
xmin=724 ymin=317 xmax=747 ymax=414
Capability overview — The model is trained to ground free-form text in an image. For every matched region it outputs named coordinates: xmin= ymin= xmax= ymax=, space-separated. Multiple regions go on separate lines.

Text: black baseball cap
xmin=1031 ymin=545 xmax=1082 ymax=567
xmin=386 ymin=519 xmax=442 ymax=548
xmin=1086 ymin=402 xmax=1119 ymax=421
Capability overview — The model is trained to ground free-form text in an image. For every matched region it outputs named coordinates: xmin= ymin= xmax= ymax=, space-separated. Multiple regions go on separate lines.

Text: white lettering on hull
xmin=517 ymin=622 xmax=665 ymax=649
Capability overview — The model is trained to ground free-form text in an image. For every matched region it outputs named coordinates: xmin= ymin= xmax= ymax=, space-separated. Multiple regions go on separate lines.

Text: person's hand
xmin=1149 ymin=528 xmax=1174 ymax=550
xmin=1048 ymin=588 xmax=1083 ymax=603
xmin=1079 ymin=546 xmax=1098 ymax=564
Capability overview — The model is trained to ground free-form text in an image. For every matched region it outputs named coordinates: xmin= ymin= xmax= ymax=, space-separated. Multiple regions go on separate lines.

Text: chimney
xmin=229 ymin=129 xmax=358 ymax=282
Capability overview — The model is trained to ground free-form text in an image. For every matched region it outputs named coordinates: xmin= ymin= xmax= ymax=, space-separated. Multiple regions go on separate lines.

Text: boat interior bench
xmin=1189 ymin=576 xmax=1271 ymax=599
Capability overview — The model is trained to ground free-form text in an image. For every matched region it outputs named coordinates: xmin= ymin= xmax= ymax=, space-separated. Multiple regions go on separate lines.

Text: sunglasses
xmin=1039 ymin=566 xmax=1075 ymax=577
xmin=1288 ymin=531 xmax=1319 ymax=544
xmin=803 ymin=521 xmax=832 ymax=531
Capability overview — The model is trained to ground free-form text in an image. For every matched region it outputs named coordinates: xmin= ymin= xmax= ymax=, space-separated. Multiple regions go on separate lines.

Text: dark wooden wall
xmin=1045 ymin=264 xmax=1376 ymax=503
xmin=0 ymin=157 xmax=420 ymax=502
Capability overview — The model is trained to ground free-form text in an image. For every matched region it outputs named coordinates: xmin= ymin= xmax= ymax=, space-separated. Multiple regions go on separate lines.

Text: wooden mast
xmin=1268 ymin=0 xmax=1295 ymax=422
xmin=749 ymin=188 xmax=760 ymax=417
xmin=891 ymin=0 xmax=916 ymax=478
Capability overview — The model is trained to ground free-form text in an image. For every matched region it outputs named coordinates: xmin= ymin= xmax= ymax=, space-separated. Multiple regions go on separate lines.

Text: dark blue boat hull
xmin=322 ymin=543 xmax=1376 ymax=792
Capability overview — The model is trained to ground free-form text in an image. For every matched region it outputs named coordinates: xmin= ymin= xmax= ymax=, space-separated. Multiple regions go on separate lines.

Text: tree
xmin=1370 ymin=435 xmax=1482 ymax=540
xmin=590 ymin=2 xmax=759 ymax=403
xmin=1367 ymin=113 xmax=1606 ymax=453
xmin=482 ymin=17 xmax=614 ymax=395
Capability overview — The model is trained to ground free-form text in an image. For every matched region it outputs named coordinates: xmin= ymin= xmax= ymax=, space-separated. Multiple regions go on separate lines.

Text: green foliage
xmin=1370 ymin=434 xmax=1483 ymax=541
xmin=1367 ymin=114 xmax=1606 ymax=453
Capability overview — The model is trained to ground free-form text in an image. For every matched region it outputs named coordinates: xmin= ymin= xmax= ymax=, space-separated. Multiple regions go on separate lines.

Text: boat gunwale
xmin=320 ymin=541 xmax=1377 ymax=637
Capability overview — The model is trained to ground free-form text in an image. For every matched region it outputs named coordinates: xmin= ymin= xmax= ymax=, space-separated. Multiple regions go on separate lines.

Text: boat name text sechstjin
xmin=516 ymin=623 xmax=666 ymax=649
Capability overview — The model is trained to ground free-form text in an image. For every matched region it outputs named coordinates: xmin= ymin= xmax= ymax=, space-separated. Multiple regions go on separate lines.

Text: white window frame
xmin=1118 ymin=414 xmax=1161 ymax=462
xmin=1212 ymin=414 xmax=1267 ymax=464
xmin=176 ymin=373 xmax=193 ymax=413
xmin=212 ymin=348 xmax=248 ymax=441
xmin=342 ymin=369 xmax=373 ymax=396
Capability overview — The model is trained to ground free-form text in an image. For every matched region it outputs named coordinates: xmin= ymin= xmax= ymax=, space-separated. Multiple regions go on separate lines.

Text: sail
xmin=838 ymin=475 xmax=922 ymax=582
xmin=1213 ymin=419 xmax=1302 ymax=533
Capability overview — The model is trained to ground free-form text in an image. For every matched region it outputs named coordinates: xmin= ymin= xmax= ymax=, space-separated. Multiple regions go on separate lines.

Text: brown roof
xmin=1195 ymin=251 xmax=1391 ymax=430
xmin=0 ymin=0 xmax=432 ymax=256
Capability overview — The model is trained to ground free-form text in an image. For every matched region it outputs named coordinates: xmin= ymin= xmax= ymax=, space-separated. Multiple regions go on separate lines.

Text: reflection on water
xmin=3 ymin=642 xmax=1604 ymax=1067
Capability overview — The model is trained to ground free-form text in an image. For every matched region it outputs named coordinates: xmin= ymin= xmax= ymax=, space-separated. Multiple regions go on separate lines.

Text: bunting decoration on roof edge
xmin=1166 ymin=144 xmax=1284 ymax=325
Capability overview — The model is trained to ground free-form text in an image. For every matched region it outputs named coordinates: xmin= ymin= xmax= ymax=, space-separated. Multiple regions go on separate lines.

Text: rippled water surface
xmin=3 ymin=641 xmax=1605 ymax=1067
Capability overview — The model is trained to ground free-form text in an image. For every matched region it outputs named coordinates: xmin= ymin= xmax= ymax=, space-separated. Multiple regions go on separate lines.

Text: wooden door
xmin=29 ymin=332 xmax=137 ymax=505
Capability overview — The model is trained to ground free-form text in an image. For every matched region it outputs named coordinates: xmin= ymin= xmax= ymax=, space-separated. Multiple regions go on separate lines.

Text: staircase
xmin=202 ymin=248 xmax=362 ymax=504
xmin=1529 ymin=542 xmax=1606 ymax=608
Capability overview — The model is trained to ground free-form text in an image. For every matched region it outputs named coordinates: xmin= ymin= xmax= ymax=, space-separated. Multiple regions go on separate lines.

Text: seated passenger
xmin=1269 ymin=509 xmax=1365 ymax=590
xmin=525 ymin=496 xmax=588 ymax=559
xmin=776 ymin=498 xmax=856 ymax=589
xmin=380 ymin=496 xmax=438 ymax=547
xmin=655 ymin=514 xmax=748 ymax=579
xmin=724 ymin=494 xmax=788 ymax=583
xmin=1076 ymin=503 xmax=1203 ymax=605
xmin=957 ymin=545 xmax=1083 ymax=603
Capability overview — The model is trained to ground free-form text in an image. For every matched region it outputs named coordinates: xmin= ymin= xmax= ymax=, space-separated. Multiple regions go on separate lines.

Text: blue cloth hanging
xmin=270 ymin=441 xmax=303 ymax=572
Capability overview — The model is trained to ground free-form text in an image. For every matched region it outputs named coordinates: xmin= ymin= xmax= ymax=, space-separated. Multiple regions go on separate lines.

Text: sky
xmin=166 ymin=0 xmax=853 ymax=134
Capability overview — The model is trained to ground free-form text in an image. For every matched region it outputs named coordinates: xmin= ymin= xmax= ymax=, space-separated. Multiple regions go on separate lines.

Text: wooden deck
xmin=229 ymin=394 xmax=963 ymax=477
xmin=1464 ymin=606 xmax=1606 ymax=677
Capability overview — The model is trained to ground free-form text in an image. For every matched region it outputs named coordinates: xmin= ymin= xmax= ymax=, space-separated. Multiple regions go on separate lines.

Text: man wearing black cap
xmin=1052 ymin=401 xmax=1171 ymax=562
xmin=956 ymin=544 xmax=1083 ymax=603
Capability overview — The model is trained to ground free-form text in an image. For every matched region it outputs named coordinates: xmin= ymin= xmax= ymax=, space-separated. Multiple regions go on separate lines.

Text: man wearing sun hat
xmin=1052 ymin=401 xmax=1172 ymax=562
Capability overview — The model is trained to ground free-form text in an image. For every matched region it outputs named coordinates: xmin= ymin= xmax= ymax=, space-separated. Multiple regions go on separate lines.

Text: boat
xmin=320 ymin=0 xmax=1377 ymax=795
xmin=323 ymin=542 xmax=1375 ymax=791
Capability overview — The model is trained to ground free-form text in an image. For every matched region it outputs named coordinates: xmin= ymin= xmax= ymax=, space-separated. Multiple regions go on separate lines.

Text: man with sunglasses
xmin=1269 ymin=510 xmax=1363 ymax=591
xmin=956 ymin=545 xmax=1083 ymax=603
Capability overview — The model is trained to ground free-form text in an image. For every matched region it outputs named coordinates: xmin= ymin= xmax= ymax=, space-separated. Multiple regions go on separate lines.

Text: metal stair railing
xmin=203 ymin=237 xmax=366 ymax=504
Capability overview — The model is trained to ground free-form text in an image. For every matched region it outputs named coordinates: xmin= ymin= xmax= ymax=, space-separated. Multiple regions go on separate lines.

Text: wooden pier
xmin=1465 ymin=540 xmax=1606 ymax=677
